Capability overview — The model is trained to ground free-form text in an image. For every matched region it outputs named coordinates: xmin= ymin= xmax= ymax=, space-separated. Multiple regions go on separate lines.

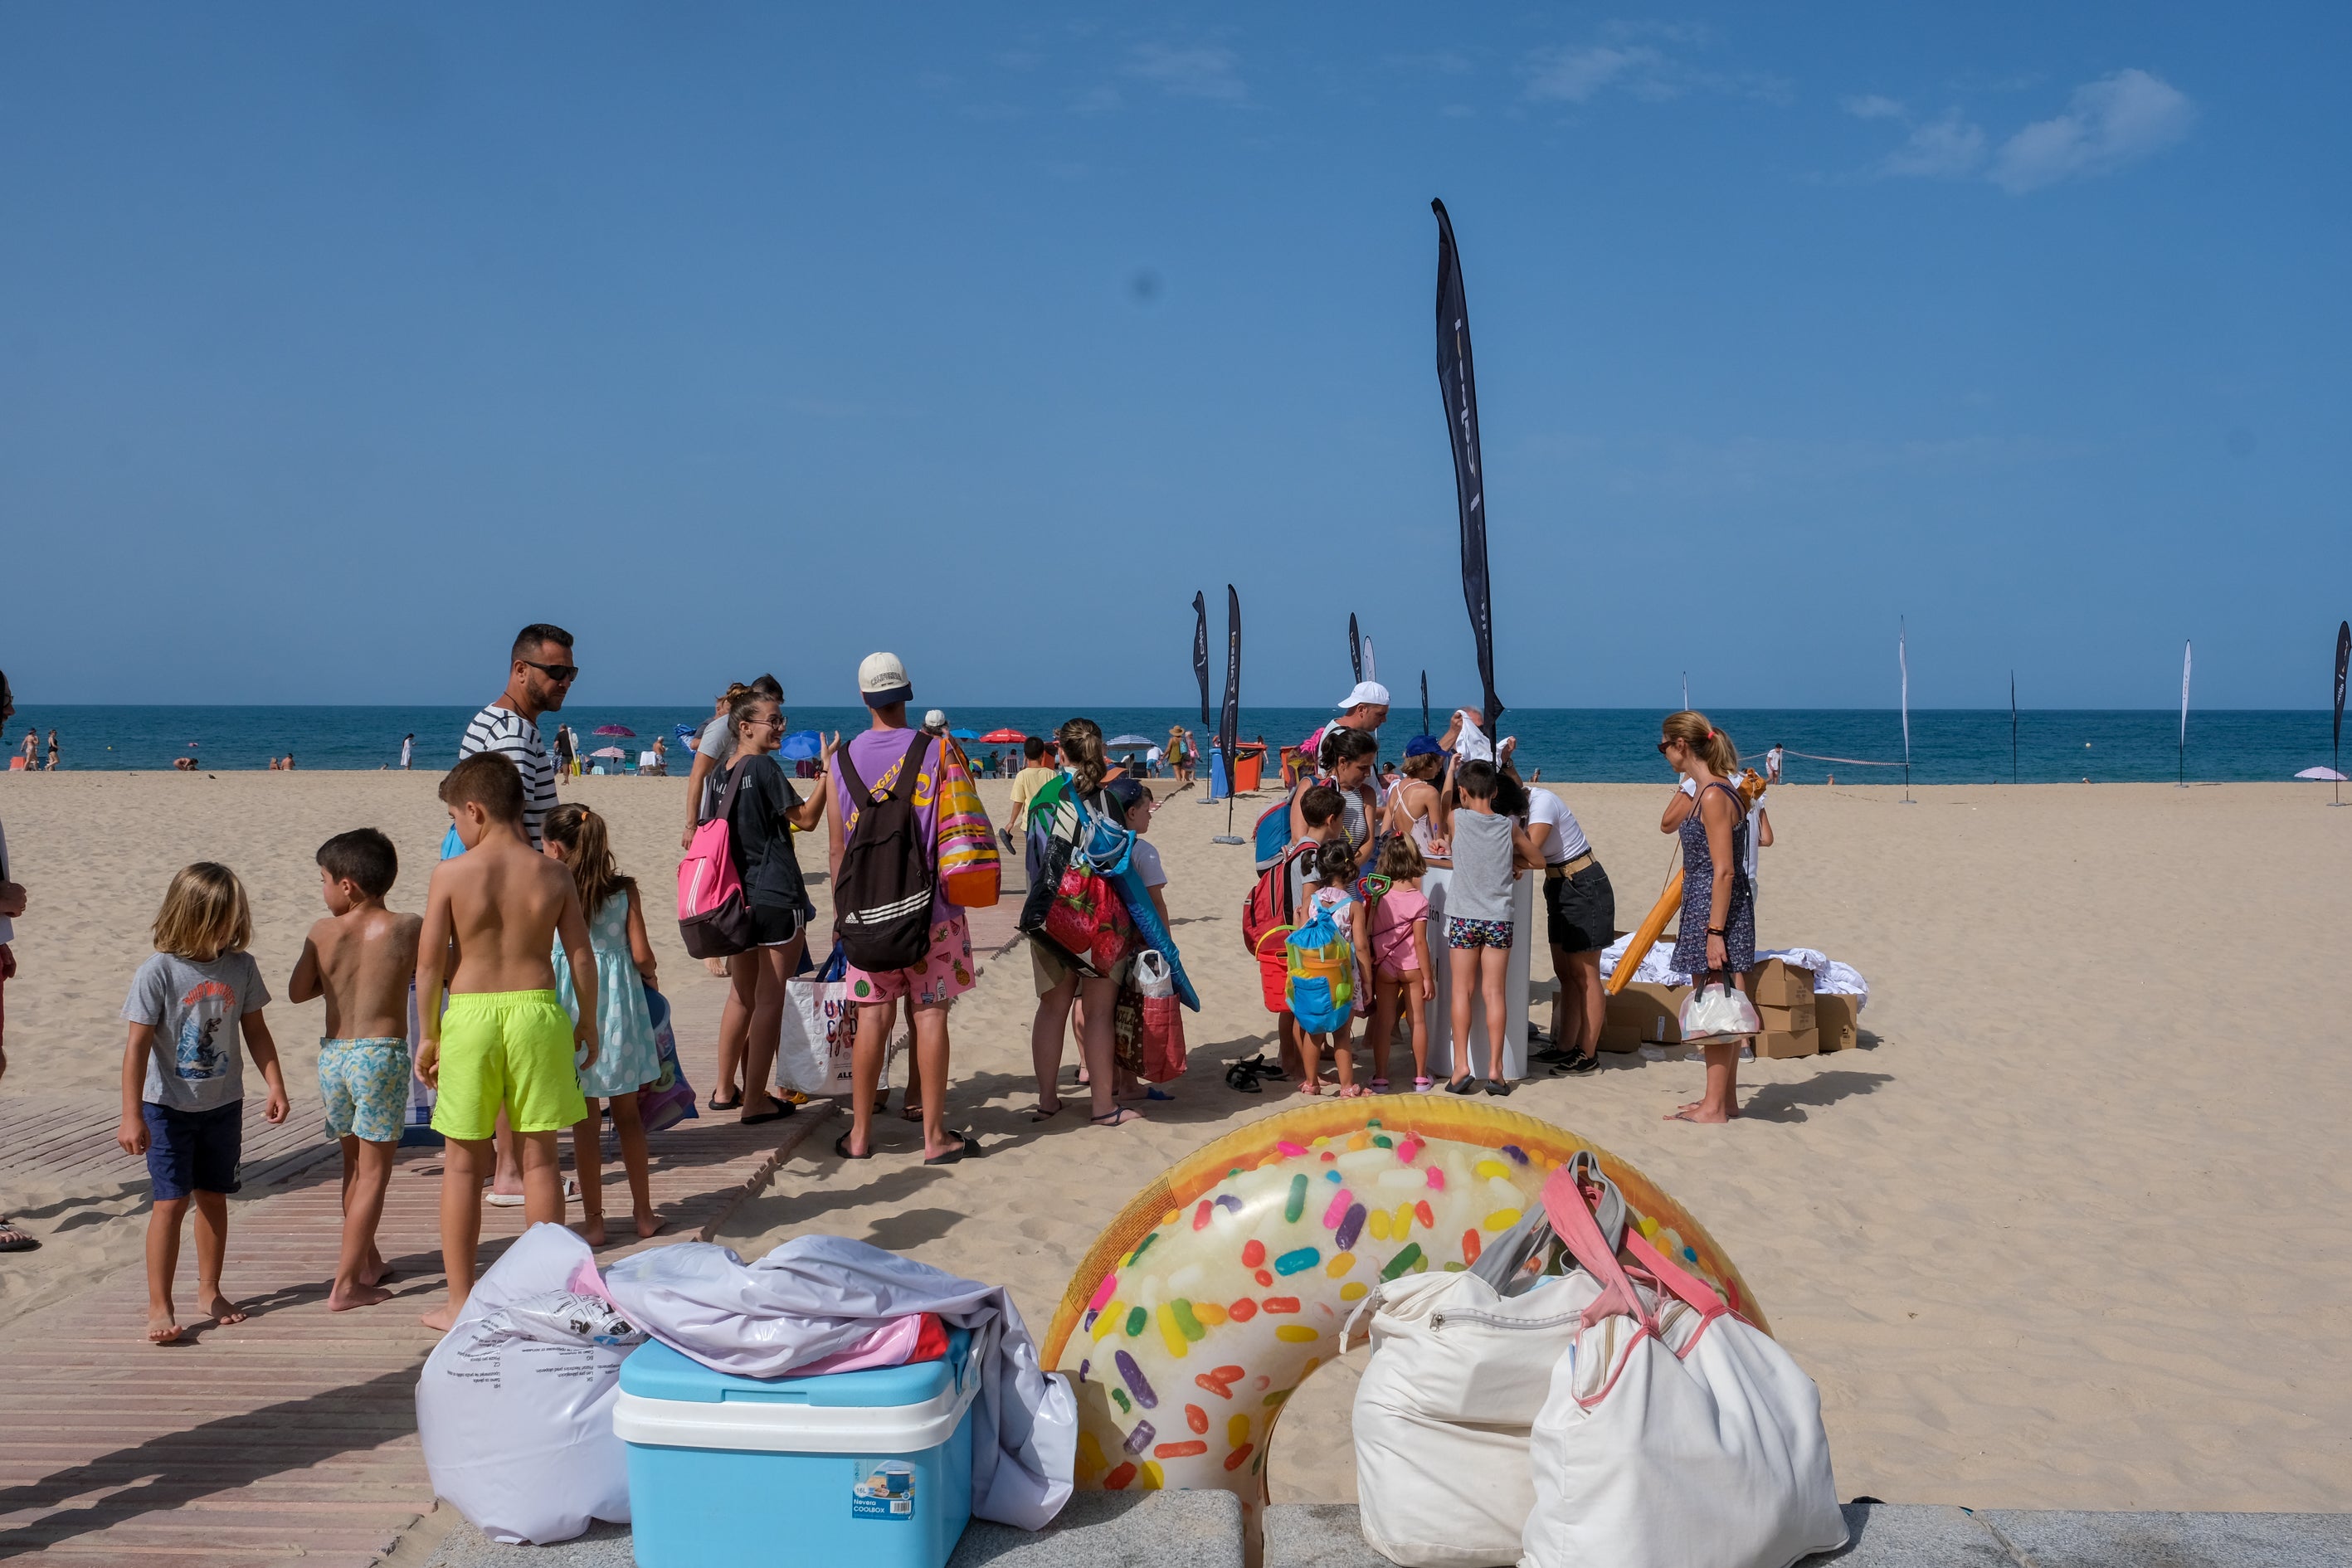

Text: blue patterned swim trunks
xmin=319 ymin=1037 xmax=412 ymax=1144
xmin=1447 ymin=916 xmax=1515 ymax=950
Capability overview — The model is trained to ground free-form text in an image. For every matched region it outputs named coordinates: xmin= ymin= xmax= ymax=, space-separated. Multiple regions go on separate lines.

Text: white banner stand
xmin=1418 ymin=868 xmax=1535 ymax=1082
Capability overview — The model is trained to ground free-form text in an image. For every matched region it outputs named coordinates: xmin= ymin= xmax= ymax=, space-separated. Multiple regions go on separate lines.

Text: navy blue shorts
xmin=143 ymin=1100 xmax=243 ymax=1200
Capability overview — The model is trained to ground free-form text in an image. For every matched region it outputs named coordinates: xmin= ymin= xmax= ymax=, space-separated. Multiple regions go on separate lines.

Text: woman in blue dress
xmin=1657 ymin=711 xmax=1755 ymax=1126
xmin=543 ymin=803 xmax=663 ymax=1244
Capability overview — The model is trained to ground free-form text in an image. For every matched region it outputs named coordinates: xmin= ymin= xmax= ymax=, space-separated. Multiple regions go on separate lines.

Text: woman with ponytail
xmin=1025 ymin=717 xmax=1143 ymax=1128
xmin=542 ymin=803 xmax=662 ymax=1243
xmin=1656 ymin=710 xmax=1755 ymax=1124
xmin=716 ymin=693 xmax=833 ymax=1126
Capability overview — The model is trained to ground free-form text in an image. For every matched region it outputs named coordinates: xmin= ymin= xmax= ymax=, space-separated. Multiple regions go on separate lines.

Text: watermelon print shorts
xmin=846 ymin=913 xmax=975 ymax=1008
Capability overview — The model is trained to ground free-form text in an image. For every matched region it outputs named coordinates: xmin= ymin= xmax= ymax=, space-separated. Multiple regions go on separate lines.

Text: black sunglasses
xmin=521 ymin=660 xmax=581 ymax=684
xmin=1656 ymin=739 xmax=1677 ymax=754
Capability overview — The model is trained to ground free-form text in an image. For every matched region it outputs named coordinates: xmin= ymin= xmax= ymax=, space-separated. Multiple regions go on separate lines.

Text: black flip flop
xmin=1483 ymin=1079 xmax=1515 ymax=1098
xmin=1444 ymin=1076 xmax=1480 ymax=1096
xmin=834 ymin=1132 xmax=874 ymax=1161
xmin=741 ymin=1102 xmax=796 ymax=1126
xmin=923 ymin=1131 xmax=981 ymax=1166
xmin=708 ymin=1094 xmax=743 ymax=1112
xmin=1225 ymin=1061 xmax=1264 ymax=1093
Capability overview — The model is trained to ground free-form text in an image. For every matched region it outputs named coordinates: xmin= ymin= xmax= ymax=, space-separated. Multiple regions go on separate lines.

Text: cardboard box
xmin=1755 ymin=1001 xmax=1816 ymax=1035
xmin=1753 ymin=1028 xmax=1819 ymax=1059
xmin=1605 ymin=981 xmax=1690 ymax=1044
xmin=1596 ymin=1022 xmax=1644 ymax=1054
xmin=1749 ymin=958 xmax=1815 ymax=1008
xmin=1814 ymin=994 xmax=1859 ymax=1051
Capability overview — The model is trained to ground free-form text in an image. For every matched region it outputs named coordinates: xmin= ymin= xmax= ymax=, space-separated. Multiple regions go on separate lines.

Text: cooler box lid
xmin=621 ymin=1328 xmax=970 ymax=1406
xmin=615 ymin=1330 xmax=977 ymax=1454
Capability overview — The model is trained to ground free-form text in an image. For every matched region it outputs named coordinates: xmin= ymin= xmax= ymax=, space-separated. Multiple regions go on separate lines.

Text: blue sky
xmin=3 ymin=5 xmax=2345 ymax=710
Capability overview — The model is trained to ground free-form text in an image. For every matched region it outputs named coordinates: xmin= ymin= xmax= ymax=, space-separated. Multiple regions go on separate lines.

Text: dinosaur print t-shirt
xmin=123 ymin=952 xmax=271 ymax=1112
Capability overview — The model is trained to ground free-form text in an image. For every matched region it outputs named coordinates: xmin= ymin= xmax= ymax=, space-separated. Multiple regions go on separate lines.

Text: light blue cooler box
xmin=616 ymin=1329 xmax=977 ymax=1568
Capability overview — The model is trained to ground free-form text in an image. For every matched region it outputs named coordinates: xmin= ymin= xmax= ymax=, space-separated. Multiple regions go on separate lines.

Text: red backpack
xmin=1239 ymin=840 xmax=1320 ymax=958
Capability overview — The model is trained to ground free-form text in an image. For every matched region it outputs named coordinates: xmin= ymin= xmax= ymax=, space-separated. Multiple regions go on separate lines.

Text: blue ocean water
xmin=3 ymin=704 xmax=2340 ymax=785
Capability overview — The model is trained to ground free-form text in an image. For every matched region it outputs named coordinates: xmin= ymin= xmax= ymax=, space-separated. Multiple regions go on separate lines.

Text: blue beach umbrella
xmin=779 ymin=730 xmax=822 ymax=761
xmin=949 ymin=728 xmax=979 ymax=740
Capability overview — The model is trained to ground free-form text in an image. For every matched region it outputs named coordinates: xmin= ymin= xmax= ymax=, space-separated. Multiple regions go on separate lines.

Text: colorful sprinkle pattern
xmin=1045 ymin=1101 xmax=1759 ymax=1528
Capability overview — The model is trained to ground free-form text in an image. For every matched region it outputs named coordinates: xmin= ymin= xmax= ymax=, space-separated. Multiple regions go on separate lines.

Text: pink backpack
xmin=677 ymin=762 xmax=757 ymax=959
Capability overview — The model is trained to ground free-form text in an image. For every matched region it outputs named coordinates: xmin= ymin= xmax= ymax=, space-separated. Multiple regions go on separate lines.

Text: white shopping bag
xmin=776 ymin=976 xmax=874 ymax=1096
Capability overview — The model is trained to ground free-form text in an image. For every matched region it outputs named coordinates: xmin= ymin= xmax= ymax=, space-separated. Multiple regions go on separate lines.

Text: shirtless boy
xmin=289 ymin=829 xmax=422 ymax=1311
xmin=414 ymin=753 xmax=597 ymax=1331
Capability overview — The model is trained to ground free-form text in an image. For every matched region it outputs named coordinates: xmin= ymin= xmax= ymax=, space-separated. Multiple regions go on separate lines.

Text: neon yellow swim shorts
xmin=429 ymin=990 xmax=587 ymax=1142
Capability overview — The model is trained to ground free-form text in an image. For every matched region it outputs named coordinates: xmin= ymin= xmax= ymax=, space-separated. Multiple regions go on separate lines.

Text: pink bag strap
xmin=1538 ymin=1165 xmax=1654 ymax=1337
xmin=1621 ymin=1229 xmax=1736 ymax=1333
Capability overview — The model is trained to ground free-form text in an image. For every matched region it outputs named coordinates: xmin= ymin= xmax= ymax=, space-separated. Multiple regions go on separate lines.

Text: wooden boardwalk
xmin=0 ymin=1096 xmax=830 ymax=1566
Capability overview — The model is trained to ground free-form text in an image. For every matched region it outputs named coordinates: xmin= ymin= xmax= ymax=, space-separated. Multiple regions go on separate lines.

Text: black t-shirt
xmin=725 ymin=754 xmax=808 ymax=911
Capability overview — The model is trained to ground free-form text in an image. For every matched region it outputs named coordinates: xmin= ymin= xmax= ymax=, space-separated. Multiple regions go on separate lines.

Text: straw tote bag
xmin=1519 ymin=1166 xmax=1846 ymax=1568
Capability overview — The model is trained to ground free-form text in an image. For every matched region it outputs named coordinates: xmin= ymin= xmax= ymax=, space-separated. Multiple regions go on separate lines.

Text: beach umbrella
xmin=593 ymin=724 xmax=636 ymax=738
xmin=1106 ymin=734 xmax=1154 ymax=747
xmin=949 ymin=728 xmax=979 ymax=740
xmin=589 ymin=746 xmax=626 ymax=759
xmin=2296 ymin=767 xmax=2348 ymax=782
xmin=978 ymin=728 xmax=1025 ymax=743
xmin=779 ymin=731 xmax=821 ymax=761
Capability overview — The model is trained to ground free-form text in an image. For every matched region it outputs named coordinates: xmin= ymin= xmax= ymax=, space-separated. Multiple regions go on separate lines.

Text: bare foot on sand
xmin=328 ymin=1280 xmax=394 ymax=1312
xmin=634 ymin=1213 xmax=665 ymax=1240
xmin=1666 ymin=1105 xmax=1735 ymax=1123
xmin=580 ymin=1212 xmax=607 ymax=1248
xmin=419 ymin=1301 xmax=461 ymax=1332
xmin=199 ymin=1291 xmax=248 ymax=1327
xmin=361 ymin=1262 xmax=398 ymax=1287
xmin=147 ymin=1310 xmax=181 ymax=1344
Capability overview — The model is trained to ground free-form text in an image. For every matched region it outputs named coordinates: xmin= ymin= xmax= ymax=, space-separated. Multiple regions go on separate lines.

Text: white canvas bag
xmin=775 ymin=974 xmax=857 ymax=1094
xmin=1349 ymin=1154 xmax=1624 ymax=1568
xmin=1519 ymin=1166 xmax=1846 ymax=1568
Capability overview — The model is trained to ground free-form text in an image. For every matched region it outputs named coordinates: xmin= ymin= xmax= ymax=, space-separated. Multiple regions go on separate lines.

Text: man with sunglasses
xmin=460 ymin=624 xmax=576 ymax=849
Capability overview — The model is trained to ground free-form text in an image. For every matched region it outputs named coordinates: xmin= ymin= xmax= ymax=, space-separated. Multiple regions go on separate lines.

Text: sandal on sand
xmin=833 ymin=1132 xmax=874 ymax=1161
xmin=486 ymin=1178 xmax=579 ymax=1208
xmin=1224 ymin=1060 xmax=1264 ymax=1093
xmin=1483 ymin=1079 xmax=1514 ymax=1098
xmin=707 ymin=1093 xmax=743 ymax=1112
xmin=923 ymin=1131 xmax=981 ymax=1166
xmin=741 ymin=1102 xmax=796 ymax=1126
xmin=1337 ymin=1084 xmax=1366 ymax=1099
xmin=1444 ymin=1076 xmax=1479 ymax=1096
xmin=1029 ymin=1101 xmax=1066 ymax=1122
xmin=1414 ymin=1075 xmax=1434 ymax=1092
xmin=0 ymin=1220 xmax=37 ymax=1253
xmin=1092 ymin=1108 xmax=1146 ymax=1128
xmin=1294 ymin=1081 xmax=1323 ymax=1097
xmin=1367 ymin=1078 xmax=1390 ymax=1093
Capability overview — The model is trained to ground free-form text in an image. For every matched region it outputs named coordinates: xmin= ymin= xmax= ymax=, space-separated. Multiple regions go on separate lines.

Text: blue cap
xmin=1404 ymin=735 xmax=1444 ymax=757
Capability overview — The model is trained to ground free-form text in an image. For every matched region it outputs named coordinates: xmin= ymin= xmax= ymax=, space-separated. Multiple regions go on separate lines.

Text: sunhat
xmin=858 ymin=652 xmax=913 ymax=708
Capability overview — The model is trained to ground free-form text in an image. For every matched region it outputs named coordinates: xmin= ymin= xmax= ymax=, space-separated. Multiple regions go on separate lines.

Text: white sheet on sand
xmin=1599 ymin=938 xmax=1868 ymax=1006
xmin=602 ymin=1237 xmax=1075 ymax=1530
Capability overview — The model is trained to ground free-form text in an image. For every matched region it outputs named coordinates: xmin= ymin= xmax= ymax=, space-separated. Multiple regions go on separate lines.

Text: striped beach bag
xmin=934 ymin=738 xmax=1001 ymax=908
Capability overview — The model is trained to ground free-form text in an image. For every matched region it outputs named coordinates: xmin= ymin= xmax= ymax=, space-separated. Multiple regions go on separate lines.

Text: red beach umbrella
xmin=977 ymin=728 xmax=1026 ymax=743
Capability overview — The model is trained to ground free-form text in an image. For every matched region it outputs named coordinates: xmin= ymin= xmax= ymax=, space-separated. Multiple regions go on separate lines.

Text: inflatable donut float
xmin=1043 ymin=1100 xmax=1760 ymax=1533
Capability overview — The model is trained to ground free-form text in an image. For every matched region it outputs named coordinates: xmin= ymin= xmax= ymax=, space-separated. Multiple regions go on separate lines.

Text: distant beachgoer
xmin=829 ymin=653 xmax=976 ymax=1163
xmin=286 ymin=828 xmax=420 ymax=1311
xmin=923 ymin=709 xmax=949 ymax=738
xmin=1658 ymin=710 xmax=1755 ymax=1126
xmin=458 ymin=622 xmax=577 ymax=1201
xmin=17 ymin=729 xmax=32 ymax=768
xmin=552 ymin=723 xmax=576 ymax=779
xmin=1168 ymin=726 xmax=1193 ymax=784
xmin=1765 ymin=744 xmax=1785 ymax=784
xmin=714 ymin=694 xmax=831 ymax=1127
xmin=542 ymin=803 xmax=665 ymax=1244
xmin=1006 ymin=736 xmax=1054 ymax=854
xmin=45 ymin=731 xmax=57 ymax=771
xmin=0 ymin=675 xmax=28 ymax=1254
xmin=173 ymin=757 xmax=197 ymax=772
xmin=1528 ymin=782 xmax=1614 ymax=1076
xmin=401 ymin=733 xmax=414 ymax=770
xmin=284 ymin=752 xmax=295 ymax=772
xmin=118 ymin=862 xmax=290 ymax=1342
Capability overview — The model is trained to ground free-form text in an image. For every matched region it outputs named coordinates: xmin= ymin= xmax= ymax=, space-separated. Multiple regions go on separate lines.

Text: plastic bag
xmin=1679 ymin=981 xmax=1760 ymax=1043
xmin=416 ymin=1224 xmax=645 ymax=1544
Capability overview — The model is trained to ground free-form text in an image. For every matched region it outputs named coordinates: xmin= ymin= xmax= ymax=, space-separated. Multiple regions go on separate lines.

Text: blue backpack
xmin=1284 ymin=901 xmax=1356 ymax=1035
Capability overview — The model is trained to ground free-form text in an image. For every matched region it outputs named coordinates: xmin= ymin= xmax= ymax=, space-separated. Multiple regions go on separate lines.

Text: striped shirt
xmin=460 ymin=704 xmax=558 ymax=846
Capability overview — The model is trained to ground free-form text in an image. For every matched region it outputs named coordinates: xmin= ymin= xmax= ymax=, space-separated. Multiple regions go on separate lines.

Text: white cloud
xmin=1127 ymin=43 xmax=1244 ymax=102
xmin=1989 ymin=69 xmax=2194 ymax=192
xmin=1877 ymin=110 xmax=1987 ymax=179
xmin=1525 ymin=44 xmax=1660 ymax=103
xmin=1843 ymin=93 xmax=1906 ymax=120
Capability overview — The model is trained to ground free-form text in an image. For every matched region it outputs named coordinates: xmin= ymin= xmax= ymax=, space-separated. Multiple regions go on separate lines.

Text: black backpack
xmin=833 ymin=732 xmax=937 ymax=971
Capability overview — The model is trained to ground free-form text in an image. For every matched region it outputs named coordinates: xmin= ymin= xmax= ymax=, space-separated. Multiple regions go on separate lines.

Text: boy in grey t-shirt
xmin=117 ymin=863 xmax=288 ymax=1344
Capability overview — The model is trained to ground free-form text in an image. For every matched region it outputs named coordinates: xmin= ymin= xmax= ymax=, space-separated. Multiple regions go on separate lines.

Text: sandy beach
xmin=2 ymin=767 xmax=2349 ymax=1517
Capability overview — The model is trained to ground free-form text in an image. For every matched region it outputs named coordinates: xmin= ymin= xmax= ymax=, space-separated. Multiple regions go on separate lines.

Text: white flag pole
xmin=2179 ymin=639 xmax=2191 ymax=787
xmin=1900 ymin=619 xmax=1912 ymax=804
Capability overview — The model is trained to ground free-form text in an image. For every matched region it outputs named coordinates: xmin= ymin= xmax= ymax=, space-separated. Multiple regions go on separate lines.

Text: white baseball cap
xmin=923 ymin=709 xmax=948 ymax=732
xmin=858 ymin=651 xmax=913 ymax=708
xmin=1337 ymin=680 xmax=1391 ymax=711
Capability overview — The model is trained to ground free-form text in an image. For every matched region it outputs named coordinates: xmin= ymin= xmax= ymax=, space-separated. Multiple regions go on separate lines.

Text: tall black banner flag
xmin=1433 ymin=199 xmax=1502 ymax=733
xmin=2335 ymin=620 xmax=2349 ymax=804
xmin=1192 ymin=592 xmax=1212 ymax=733
xmin=1420 ymin=670 xmax=1431 ymax=738
xmin=1218 ymin=585 xmax=1242 ymax=763
xmin=1349 ymin=616 xmax=1362 ymax=685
